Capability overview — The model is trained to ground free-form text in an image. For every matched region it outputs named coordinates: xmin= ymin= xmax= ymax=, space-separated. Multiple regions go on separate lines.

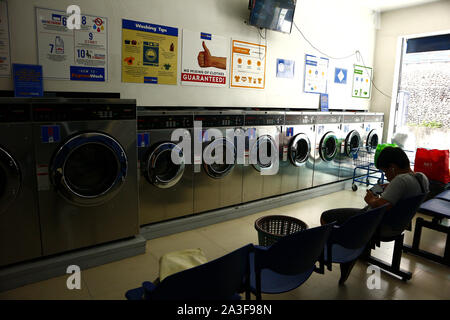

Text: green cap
xmin=374 ymin=143 xmax=398 ymax=168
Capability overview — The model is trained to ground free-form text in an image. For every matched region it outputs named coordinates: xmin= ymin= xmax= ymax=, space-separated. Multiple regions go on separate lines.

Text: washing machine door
xmin=366 ymin=129 xmax=379 ymax=152
xmin=50 ymin=132 xmax=128 ymax=206
xmin=344 ymin=130 xmax=361 ymax=156
xmin=251 ymin=135 xmax=278 ymax=172
xmin=145 ymin=142 xmax=185 ymax=189
xmin=203 ymin=137 xmax=235 ymax=179
xmin=319 ymin=132 xmax=338 ymax=162
xmin=0 ymin=147 xmax=21 ymax=215
xmin=289 ymin=133 xmax=311 ymax=167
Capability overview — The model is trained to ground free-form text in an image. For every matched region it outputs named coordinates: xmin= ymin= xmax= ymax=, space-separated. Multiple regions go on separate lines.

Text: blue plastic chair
xmin=324 ymin=205 xmax=388 ymax=285
xmin=436 ymin=190 xmax=450 ymax=202
xmin=363 ymin=193 xmax=427 ymax=281
xmin=249 ymin=223 xmax=334 ymax=300
xmin=125 ymin=244 xmax=253 ymax=300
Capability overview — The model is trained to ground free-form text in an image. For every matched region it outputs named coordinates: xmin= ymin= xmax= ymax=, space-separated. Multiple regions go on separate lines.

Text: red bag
xmin=414 ymin=148 xmax=450 ymax=183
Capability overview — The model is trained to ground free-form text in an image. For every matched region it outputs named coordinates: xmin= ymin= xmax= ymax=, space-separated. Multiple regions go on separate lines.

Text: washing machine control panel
xmin=316 ymin=115 xmax=342 ymax=124
xmin=138 ymin=115 xmax=193 ymax=130
xmin=0 ymin=104 xmax=31 ymax=122
xmin=343 ymin=115 xmax=364 ymax=123
xmin=194 ymin=114 xmax=244 ymax=127
xmin=32 ymin=103 xmax=136 ymax=121
xmin=244 ymin=114 xmax=284 ymax=126
xmin=285 ymin=114 xmax=316 ymax=125
xmin=364 ymin=115 xmax=383 ymax=122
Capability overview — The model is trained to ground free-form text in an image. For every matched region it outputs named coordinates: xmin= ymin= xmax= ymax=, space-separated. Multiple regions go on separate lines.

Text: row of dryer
xmin=137 ymin=108 xmax=383 ymax=226
xmin=0 ymin=98 xmax=383 ymax=268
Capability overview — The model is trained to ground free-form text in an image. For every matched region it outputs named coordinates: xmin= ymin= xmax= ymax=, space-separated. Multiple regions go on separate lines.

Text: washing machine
xmin=0 ymin=99 xmax=42 ymax=267
xmin=193 ymin=110 xmax=245 ymax=213
xmin=338 ymin=113 xmax=365 ymax=180
xmin=32 ymin=99 xmax=139 ymax=256
xmin=137 ymin=110 xmax=194 ymax=225
xmin=312 ymin=113 xmax=343 ymax=187
xmin=362 ymin=113 xmax=384 ymax=152
xmin=242 ymin=111 xmax=284 ymax=203
xmin=280 ymin=112 xmax=316 ymax=194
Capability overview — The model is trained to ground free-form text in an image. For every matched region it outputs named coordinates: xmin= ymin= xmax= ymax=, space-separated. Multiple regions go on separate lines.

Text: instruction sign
xmin=122 ymin=19 xmax=178 ymax=85
xmin=352 ymin=65 xmax=372 ymax=99
xmin=303 ymin=54 xmax=328 ymax=94
xmin=0 ymin=0 xmax=10 ymax=77
xmin=13 ymin=64 xmax=43 ymax=97
xmin=36 ymin=7 xmax=108 ymax=80
xmin=230 ymin=40 xmax=266 ymax=89
xmin=181 ymin=30 xmax=229 ymax=87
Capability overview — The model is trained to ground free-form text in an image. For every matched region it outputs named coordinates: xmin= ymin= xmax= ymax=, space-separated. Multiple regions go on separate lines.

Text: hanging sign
xmin=36 ymin=7 xmax=108 ymax=81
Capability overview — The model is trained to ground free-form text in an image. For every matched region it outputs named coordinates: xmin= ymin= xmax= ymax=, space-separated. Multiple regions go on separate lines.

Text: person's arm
xmin=364 ymin=190 xmax=392 ymax=210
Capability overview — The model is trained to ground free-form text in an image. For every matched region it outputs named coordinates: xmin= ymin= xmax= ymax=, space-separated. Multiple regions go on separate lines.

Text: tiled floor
xmin=1 ymin=187 xmax=448 ymax=300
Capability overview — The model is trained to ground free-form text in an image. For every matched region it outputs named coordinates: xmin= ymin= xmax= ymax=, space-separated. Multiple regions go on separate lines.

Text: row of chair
xmin=125 ymin=193 xmax=426 ymax=300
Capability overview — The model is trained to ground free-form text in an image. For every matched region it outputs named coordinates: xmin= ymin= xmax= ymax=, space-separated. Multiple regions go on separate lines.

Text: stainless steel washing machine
xmin=362 ymin=113 xmax=384 ymax=152
xmin=312 ymin=113 xmax=343 ymax=187
xmin=280 ymin=112 xmax=316 ymax=194
xmin=338 ymin=113 xmax=365 ymax=180
xmin=137 ymin=110 xmax=194 ymax=225
xmin=242 ymin=111 xmax=284 ymax=203
xmin=0 ymin=99 xmax=42 ymax=267
xmin=193 ymin=110 xmax=245 ymax=213
xmin=32 ymin=99 xmax=139 ymax=256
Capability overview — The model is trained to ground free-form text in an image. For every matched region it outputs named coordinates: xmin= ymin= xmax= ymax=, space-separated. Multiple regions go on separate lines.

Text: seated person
xmin=321 ymin=147 xmax=429 ymax=225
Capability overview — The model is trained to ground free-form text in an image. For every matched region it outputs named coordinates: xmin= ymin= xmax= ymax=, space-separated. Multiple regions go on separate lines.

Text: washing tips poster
xmin=0 ymin=0 xmax=10 ymax=77
xmin=352 ymin=65 xmax=372 ymax=99
xmin=122 ymin=19 xmax=178 ymax=85
xmin=303 ymin=54 xmax=328 ymax=94
xmin=36 ymin=7 xmax=108 ymax=81
xmin=181 ymin=30 xmax=229 ymax=87
xmin=230 ymin=40 xmax=266 ymax=89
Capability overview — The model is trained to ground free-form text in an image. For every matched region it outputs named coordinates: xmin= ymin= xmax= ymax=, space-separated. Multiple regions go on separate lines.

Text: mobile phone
xmin=369 ymin=184 xmax=384 ymax=195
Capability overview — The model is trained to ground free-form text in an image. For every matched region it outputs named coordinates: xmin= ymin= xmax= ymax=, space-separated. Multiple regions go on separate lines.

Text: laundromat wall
xmin=4 ymin=0 xmax=375 ymax=110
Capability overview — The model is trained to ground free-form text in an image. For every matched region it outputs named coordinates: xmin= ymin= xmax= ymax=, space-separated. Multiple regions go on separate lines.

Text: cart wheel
xmin=352 ymin=184 xmax=358 ymax=191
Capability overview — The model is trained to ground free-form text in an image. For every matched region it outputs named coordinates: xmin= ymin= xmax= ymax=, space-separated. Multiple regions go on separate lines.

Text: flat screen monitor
xmin=249 ymin=0 xmax=296 ymax=34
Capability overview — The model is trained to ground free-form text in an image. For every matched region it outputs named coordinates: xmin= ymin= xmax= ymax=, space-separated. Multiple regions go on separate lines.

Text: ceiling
xmin=358 ymin=0 xmax=442 ymax=12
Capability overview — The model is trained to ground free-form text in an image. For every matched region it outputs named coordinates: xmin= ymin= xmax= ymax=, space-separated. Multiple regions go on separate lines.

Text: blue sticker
xmin=344 ymin=125 xmax=349 ymax=133
xmin=200 ymin=32 xmax=212 ymax=40
xmin=287 ymin=127 xmax=294 ymax=137
xmin=13 ymin=64 xmax=43 ymax=97
xmin=366 ymin=124 xmax=371 ymax=131
xmin=334 ymin=68 xmax=347 ymax=84
xmin=41 ymin=126 xmax=60 ymax=143
xmin=70 ymin=66 xmax=105 ymax=81
xmin=137 ymin=133 xmax=150 ymax=147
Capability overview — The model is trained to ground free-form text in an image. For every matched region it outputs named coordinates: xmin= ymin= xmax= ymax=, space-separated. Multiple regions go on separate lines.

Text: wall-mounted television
xmin=248 ymin=0 xmax=297 ymax=34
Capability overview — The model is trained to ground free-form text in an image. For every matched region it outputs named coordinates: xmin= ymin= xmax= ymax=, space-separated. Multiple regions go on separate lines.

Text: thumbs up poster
xmin=181 ymin=30 xmax=229 ymax=87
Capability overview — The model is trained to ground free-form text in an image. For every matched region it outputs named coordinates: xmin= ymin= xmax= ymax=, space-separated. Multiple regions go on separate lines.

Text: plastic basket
xmin=254 ymin=215 xmax=308 ymax=247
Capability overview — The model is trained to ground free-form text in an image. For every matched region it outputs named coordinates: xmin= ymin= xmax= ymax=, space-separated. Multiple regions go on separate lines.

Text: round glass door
xmin=366 ymin=129 xmax=379 ymax=152
xmin=203 ymin=138 xmax=235 ymax=179
xmin=251 ymin=135 xmax=278 ymax=172
xmin=344 ymin=130 xmax=361 ymax=156
xmin=50 ymin=132 xmax=128 ymax=206
xmin=0 ymin=147 xmax=21 ymax=215
xmin=289 ymin=133 xmax=311 ymax=167
xmin=319 ymin=132 xmax=338 ymax=162
xmin=145 ymin=142 xmax=185 ymax=189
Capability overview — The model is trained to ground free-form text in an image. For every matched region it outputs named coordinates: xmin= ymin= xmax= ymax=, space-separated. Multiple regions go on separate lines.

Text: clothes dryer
xmin=312 ymin=113 xmax=343 ymax=187
xmin=0 ymin=99 xmax=42 ymax=267
xmin=32 ymin=99 xmax=139 ymax=256
xmin=362 ymin=113 xmax=384 ymax=153
xmin=242 ymin=111 xmax=284 ymax=203
xmin=338 ymin=113 xmax=365 ymax=180
xmin=137 ymin=110 xmax=194 ymax=225
xmin=193 ymin=110 xmax=245 ymax=213
xmin=280 ymin=112 xmax=316 ymax=194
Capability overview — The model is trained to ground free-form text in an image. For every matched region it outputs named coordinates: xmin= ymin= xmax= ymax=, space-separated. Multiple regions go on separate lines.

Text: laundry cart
xmin=351 ymin=148 xmax=385 ymax=191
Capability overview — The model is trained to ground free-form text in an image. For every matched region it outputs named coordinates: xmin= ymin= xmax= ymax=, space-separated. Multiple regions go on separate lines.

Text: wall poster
xmin=0 ymin=0 xmax=11 ymax=77
xmin=230 ymin=39 xmax=266 ymax=89
xmin=352 ymin=64 xmax=372 ymax=99
xmin=36 ymin=7 xmax=108 ymax=81
xmin=303 ymin=54 xmax=328 ymax=94
xmin=181 ymin=30 xmax=229 ymax=87
xmin=122 ymin=19 xmax=178 ymax=85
